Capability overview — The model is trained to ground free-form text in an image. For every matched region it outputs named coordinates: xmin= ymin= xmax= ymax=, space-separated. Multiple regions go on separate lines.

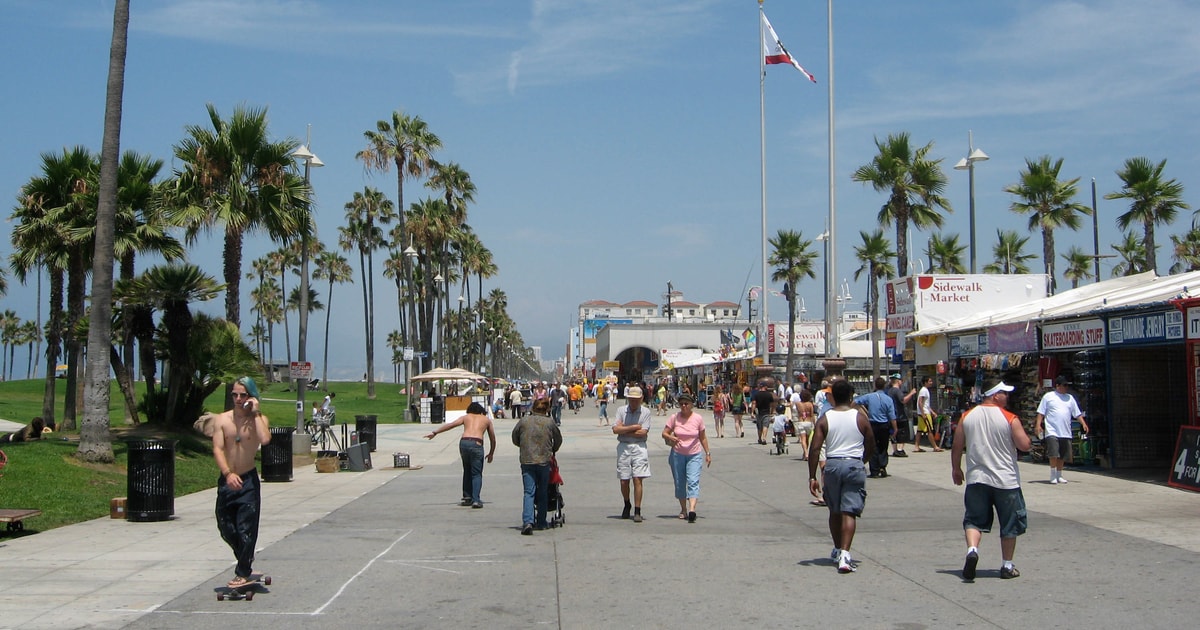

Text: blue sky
xmin=1 ymin=0 xmax=1198 ymax=381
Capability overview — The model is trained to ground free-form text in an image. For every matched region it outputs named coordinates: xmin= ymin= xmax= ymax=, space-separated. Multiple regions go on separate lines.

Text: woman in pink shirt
xmin=662 ymin=393 xmax=712 ymax=523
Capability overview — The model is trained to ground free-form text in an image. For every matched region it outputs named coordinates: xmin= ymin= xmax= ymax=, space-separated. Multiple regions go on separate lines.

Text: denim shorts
xmin=822 ymin=458 xmax=867 ymax=516
xmin=963 ymin=483 xmax=1027 ymax=538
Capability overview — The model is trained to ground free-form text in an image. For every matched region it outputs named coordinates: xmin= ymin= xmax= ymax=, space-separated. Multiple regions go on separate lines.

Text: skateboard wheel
xmin=263 ymin=576 xmax=272 ymax=586
xmin=245 ymin=591 xmax=254 ymax=601
xmin=217 ymin=594 xmax=225 ymax=601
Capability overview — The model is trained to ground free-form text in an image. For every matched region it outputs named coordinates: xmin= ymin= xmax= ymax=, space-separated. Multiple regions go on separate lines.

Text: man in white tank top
xmin=808 ymin=380 xmax=875 ymax=573
xmin=951 ymin=380 xmax=1032 ymax=581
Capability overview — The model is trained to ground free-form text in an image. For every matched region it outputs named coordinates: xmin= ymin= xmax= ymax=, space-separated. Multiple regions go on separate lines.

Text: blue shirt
xmin=859 ymin=390 xmax=896 ymax=425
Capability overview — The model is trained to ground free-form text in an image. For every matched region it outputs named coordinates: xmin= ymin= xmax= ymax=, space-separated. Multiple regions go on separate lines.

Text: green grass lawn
xmin=0 ymin=377 xmax=411 ymax=537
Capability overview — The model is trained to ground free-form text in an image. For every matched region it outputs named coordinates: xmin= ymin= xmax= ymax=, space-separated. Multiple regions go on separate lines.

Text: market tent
xmin=410 ymin=367 xmax=458 ymax=382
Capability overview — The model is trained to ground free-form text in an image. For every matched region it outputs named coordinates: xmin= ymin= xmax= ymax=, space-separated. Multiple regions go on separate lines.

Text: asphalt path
xmin=121 ymin=412 xmax=1198 ymax=629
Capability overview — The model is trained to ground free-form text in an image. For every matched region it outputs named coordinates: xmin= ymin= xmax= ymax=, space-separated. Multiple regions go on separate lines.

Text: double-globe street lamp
xmin=291 ymin=134 xmax=322 ymax=449
xmin=954 ymin=131 xmax=989 ymax=274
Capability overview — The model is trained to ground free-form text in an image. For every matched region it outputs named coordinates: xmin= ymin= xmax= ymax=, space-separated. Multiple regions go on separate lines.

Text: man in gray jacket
xmin=512 ymin=398 xmax=563 ymax=535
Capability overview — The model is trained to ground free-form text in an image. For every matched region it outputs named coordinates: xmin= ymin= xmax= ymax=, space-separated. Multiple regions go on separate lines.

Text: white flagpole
xmin=824 ymin=0 xmax=839 ymax=362
xmin=758 ymin=1 xmax=769 ymax=367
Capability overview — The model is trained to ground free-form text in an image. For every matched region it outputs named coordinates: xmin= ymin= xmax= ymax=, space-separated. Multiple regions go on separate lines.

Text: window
xmin=689 ymin=309 xmax=695 ymax=316
xmin=626 ymin=309 xmax=632 ymax=316
xmin=724 ymin=309 xmax=730 ymax=316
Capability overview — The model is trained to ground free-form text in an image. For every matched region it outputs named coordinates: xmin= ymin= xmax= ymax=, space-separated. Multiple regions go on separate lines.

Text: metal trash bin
xmin=355 ymin=415 xmax=377 ymax=452
xmin=126 ymin=439 xmax=176 ymax=522
xmin=262 ymin=427 xmax=295 ymax=482
xmin=431 ymin=399 xmax=445 ymax=424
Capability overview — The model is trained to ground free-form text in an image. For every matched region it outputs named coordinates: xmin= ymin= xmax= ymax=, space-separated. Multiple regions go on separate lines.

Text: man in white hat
xmin=613 ymin=386 xmax=652 ymax=522
xmin=951 ymin=379 xmax=1032 ymax=581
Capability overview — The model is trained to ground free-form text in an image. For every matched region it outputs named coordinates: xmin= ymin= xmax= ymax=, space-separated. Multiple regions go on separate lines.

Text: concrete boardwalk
xmin=2 ymin=407 xmax=1199 ymax=629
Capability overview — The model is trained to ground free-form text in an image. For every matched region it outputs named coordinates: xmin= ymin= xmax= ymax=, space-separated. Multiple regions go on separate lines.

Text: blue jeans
xmin=216 ymin=469 xmax=261 ymax=579
xmin=459 ymin=439 xmax=485 ymax=503
xmin=669 ymin=450 xmax=703 ymax=500
xmin=551 ymin=403 xmax=563 ymax=425
xmin=521 ymin=463 xmax=551 ymax=527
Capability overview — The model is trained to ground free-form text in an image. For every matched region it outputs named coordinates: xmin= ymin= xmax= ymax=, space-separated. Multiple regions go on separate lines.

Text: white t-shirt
xmin=1037 ymin=391 xmax=1083 ymax=438
xmin=917 ymin=386 xmax=933 ymax=415
xmin=771 ymin=413 xmax=788 ymax=433
xmin=824 ymin=408 xmax=865 ymax=460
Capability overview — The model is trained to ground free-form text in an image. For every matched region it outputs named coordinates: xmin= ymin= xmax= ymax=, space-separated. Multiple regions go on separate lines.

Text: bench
xmin=0 ymin=508 xmax=42 ymax=533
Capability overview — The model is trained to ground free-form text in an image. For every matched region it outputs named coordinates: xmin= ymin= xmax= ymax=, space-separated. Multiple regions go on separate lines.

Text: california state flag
xmin=761 ymin=12 xmax=816 ymax=83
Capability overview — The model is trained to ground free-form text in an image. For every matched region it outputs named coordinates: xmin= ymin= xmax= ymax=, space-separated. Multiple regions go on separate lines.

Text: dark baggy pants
xmin=216 ymin=468 xmax=261 ymax=579
xmin=870 ymin=423 xmax=891 ymax=475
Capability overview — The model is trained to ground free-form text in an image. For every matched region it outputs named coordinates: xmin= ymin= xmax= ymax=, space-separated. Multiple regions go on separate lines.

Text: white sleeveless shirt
xmin=824 ymin=408 xmax=864 ymax=459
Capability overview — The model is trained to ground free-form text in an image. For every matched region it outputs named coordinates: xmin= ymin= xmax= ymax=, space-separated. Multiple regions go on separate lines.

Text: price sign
xmin=289 ymin=361 xmax=313 ymax=380
xmin=1168 ymin=425 xmax=1200 ymax=492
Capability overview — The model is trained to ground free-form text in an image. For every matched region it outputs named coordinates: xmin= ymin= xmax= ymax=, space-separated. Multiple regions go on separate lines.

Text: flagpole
xmin=758 ymin=1 xmax=769 ymax=369
xmin=823 ymin=0 xmax=844 ymax=375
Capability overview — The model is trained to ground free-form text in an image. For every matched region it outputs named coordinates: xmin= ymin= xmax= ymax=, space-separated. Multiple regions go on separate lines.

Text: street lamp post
xmin=291 ymin=132 xmax=322 ymax=452
xmin=954 ymin=130 xmax=989 ymax=274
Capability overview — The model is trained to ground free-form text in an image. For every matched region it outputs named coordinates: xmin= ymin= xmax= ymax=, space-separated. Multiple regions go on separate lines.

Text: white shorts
xmin=616 ymin=442 xmax=651 ymax=479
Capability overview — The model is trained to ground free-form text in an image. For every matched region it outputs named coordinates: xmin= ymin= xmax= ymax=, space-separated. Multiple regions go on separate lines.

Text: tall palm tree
xmin=339 ymin=187 xmax=395 ymax=398
xmin=1111 ymin=231 xmax=1149 ymax=277
xmin=983 ymin=229 xmax=1036 ymax=274
xmin=168 ymin=103 xmax=311 ymax=331
xmin=0 ymin=310 xmax=20 ymax=381
xmin=20 ymin=320 xmax=40 ymax=379
xmin=266 ymin=246 xmax=297 ymax=364
xmin=357 ymin=110 xmax=442 ymax=373
xmin=853 ymin=230 xmax=896 ymax=378
xmin=1061 ymin=246 xmax=1094 ymax=289
xmin=1004 ymin=156 xmax=1090 ymax=293
xmin=851 ymin=132 xmax=952 ymax=277
xmin=1170 ymin=228 xmax=1200 ymax=274
xmin=250 ymin=278 xmax=282 ymax=372
xmin=768 ymin=229 xmax=817 ymax=383
xmin=925 ymin=232 xmax=967 ymax=273
xmin=1105 ymin=157 xmax=1189 ymax=275
xmin=313 ymin=249 xmax=354 ymax=390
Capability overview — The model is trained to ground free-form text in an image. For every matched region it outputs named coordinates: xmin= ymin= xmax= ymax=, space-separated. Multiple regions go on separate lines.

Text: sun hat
xmin=983 ymin=381 xmax=1014 ymax=397
xmin=626 ymin=386 xmax=643 ymax=399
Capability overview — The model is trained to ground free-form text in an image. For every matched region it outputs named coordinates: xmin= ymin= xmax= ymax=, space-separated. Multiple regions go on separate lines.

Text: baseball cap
xmin=983 ymin=381 xmax=1015 ymax=397
xmin=626 ymin=386 xmax=643 ymax=399
xmin=889 ymin=373 xmax=902 ymax=380
xmin=1054 ymin=375 xmax=1071 ymax=386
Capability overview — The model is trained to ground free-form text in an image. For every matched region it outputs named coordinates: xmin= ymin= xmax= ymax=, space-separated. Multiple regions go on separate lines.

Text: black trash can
xmin=262 ymin=427 xmax=296 ymax=482
xmin=355 ymin=415 xmax=377 ymax=452
xmin=126 ymin=439 xmax=176 ymax=522
xmin=431 ymin=399 xmax=445 ymax=424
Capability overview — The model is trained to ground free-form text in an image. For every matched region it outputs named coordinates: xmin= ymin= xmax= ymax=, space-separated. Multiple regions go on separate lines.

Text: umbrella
xmin=447 ymin=368 xmax=488 ymax=380
xmin=410 ymin=367 xmax=458 ymax=382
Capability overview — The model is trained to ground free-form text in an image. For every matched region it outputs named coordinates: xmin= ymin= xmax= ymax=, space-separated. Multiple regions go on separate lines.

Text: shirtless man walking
xmin=213 ymin=376 xmax=272 ymax=589
xmin=426 ymin=402 xmax=497 ymax=508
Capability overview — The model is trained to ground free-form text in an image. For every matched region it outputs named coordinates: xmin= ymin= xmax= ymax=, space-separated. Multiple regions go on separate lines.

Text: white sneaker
xmin=831 ymin=547 xmax=840 ymax=560
xmin=838 ymin=552 xmax=856 ymax=573
xmin=1050 ymin=477 xmax=1059 ymax=484
xmin=1057 ymin=475 xmax=1069 ymax=483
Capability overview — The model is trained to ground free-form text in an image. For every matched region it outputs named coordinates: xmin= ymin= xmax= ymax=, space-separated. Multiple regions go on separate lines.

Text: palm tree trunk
xmin=79 ymin=0 xmax=127 ymax=461
xmin=1145 ymin=220 xmax=1157 ymax=275
xmin=1043 ymin=226 xmax=1057 ymax=294
xmin=322 ymin=277 xmax=335 ymax=390
xmin=870 ymin=267 xmax=880 ymax=379
xmin=365 ymin=247 xmax=377 ymax=398
xmin=42 ymin=271 xmax=64 ymax=426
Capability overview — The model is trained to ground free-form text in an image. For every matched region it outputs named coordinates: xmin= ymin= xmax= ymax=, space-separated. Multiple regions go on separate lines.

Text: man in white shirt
xmin=808 ymin=380 xmax=874 ymax=573
xmin=914 ymin=376 xmax=941 ymax=452
xmin=1034 ymin=375 xmax=1089 ymax=484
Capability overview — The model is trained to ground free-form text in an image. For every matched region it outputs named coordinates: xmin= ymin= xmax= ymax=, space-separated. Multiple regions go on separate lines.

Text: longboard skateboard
xmin=217 ymin=574 xmax=271 ymax=601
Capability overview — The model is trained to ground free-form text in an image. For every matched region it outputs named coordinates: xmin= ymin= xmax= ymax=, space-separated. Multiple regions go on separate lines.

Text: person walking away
xmin=512 ymin=397 xmax=562 ymax=534
xmin=952 ymin=380 xmax=1032 ymax=581
xmin=656 ymin=381 xmax=669 ymax=416
xmin=597 ymin=381 xmax=611 ymax=426
xmin=213 ymin=377 xmax=272 ymax=589
xmin=731 ymin=385 xmax=748 ymax=438
xmin=549 ymin=383 xmax=567 ymax=425
xmin=771 ymin=404 xmax=789 ymax=451
xmin=914 ymin=376 xmax=941 ymax=452
xmin=793 ymin=389 xmax=815 ymax=457
xmin=712 ymin=385 xmax=729 ymax=438
xmin=509 ymin=387 xmax=525 ymax=419
xmin=425 ymin=402 xmax=497 ymax=508
xmin=569 ymin=381 xmax=584 ymax=414
xmin=662 ymin=393 xmax=711 ymax=523
xmin=858 ymin=376 xmax=897 ymax=478
xmin=808 ymin=379 xmax=874 ymax=573
xmin=749 ymin=381 xmax=778 ymax=445
xmin=888 ymin=373 xmax=916 ymax=457
xmin=613 ymin=386 xmax=652 ymax=522
xmin=1034 ymin=375 xmax=1089 ymax=484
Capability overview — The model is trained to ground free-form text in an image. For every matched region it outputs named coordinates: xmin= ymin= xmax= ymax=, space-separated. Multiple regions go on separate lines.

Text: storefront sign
xmin=1187 ymin=306 xmax=1200 ymax=340
xmin=1109 ymin=311 xmax=1184 ymax=345
xmin=602 ymin=361 xmax=620 ymax=370
xmin=885 ymin=278 xmax=915 ymax=333
xmin=949 ymin=333 xmax=988 ymax=357
xmin=1040 ymin=319 xmax=1105 ymax=350
xmin=911 ymin=274 xmax=1047 ymax=331
xmin=766 ymin=323 xmax=825 ymax=354
xmin=1168 ymin=426 xmax=1200 ymax=492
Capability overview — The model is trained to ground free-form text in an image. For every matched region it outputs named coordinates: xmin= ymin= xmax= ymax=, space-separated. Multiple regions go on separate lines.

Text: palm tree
xmin=1005 ymin=156 xmax=1090 ymax=293
xmin=925 ymin=232 xmax=967 ymax=273
xmin=1170 ymin=228 xmax=1200 ymax=274
xmin=339 ymin=187 xmax=395 ymax=398
xmin=768 ymin=229 xmax=817 ymax=383
xmin=168 ymin=103 xmax=311 ymax=331
xmin=1111 ymin=231 xmax=1149 ymax=277
xmin=851 ymin=132 xmax=952 ymax=277
xmin=1061 ymin=246 xmax=1094 ymax=289
xmin=0 ymin=310 xmax=20 ymax=381
xmin=250 ymin=278 xmax=282 ymax=373
xmin=983 ymin=229 xmax=1036 ymax=274
xmin=266 ymin=246 xmax=297 ymax=364
xmin=20 ymin=320 xmax=40 ymax=379
xmin=853 ymin=230 xmax=896 ymax=378
xmin=313 ymin=250 xmax=354 ymax=390
xmin=357 ymin=111 xmax=442 ymax=373
xmin=1105 ymin=157 xmax=1190 ymax=275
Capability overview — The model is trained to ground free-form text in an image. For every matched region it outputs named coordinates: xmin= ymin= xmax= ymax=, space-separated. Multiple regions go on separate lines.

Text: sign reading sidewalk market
xmin=886 ymin=274 xmax=1048 ymax=333
xmin=1168 ymin=425 xmax=1200 ymax=492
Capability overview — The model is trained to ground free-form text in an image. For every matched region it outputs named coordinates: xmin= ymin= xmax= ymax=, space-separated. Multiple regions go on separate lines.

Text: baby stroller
xmin=546 ymin=456 xmax=566 ymax=528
